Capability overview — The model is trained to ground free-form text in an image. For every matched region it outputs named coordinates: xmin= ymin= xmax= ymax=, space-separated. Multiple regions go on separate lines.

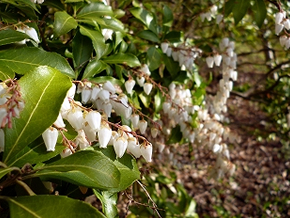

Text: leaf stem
xmin=16 ymin=180 xmax=36 ymax=196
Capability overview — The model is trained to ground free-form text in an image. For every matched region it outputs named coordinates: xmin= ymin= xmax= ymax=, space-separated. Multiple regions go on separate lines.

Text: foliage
xmin=0 ymin=0 xmax=290 ymax=217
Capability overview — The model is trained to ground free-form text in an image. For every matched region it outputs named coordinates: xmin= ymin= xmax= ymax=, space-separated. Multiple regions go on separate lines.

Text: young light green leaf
xmin=0 ymin=47 xmax=75 ymax=78
xmin=80 ymin=25 xmax=106 ymax=60
xmin=3 ymin=195 xmax=106 ymax=218
xmin=54 ymin=11 xmax=78 ymax=37
xmin=0 ymin=29 xmax=28 ymax=46
xmin=137 ymin=30 xmax=160 ymax=43
xmin=94 ymin=190 xmax=118 ymax=218
xmin=34 ymin=150 xmax=120 ymax=189
xmin=147 ymin=46 xmax=162 ymax=71
xmin=72 ymin=30 xmax=93 ymax=69
xmin=253 ymin=0 xmax=267 ymax=28
xmin=83 ymin=59 xmax=107 ymax=79
xmin=102 ymin=53 xmax=140 ymax=67
xmin=77 ymin=2 xmax=114 ymax=19
xmin=3 ymin=66 xmax=72 ymax=165
xmin=233 ymin=0 xmax=250 ymax=25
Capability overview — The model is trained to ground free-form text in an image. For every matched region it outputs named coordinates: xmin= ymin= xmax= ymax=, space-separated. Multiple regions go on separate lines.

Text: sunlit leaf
xmin=4 ymin=195 xmax=106 ymax=218
xmin=102 ymin=53 xmax=140 ymax=67
xmin=3 ymin=66 xmax=71 ymax=165
xmin=0 ymin=47 xmax=75 ymax=78
xmin=77 ymin=2 xmax=114 ymax=19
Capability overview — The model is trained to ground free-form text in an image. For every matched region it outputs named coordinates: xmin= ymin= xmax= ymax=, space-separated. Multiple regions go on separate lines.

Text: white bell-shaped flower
xmin=0 ymin=108 xmax=8 ymax=127
xmin=103 ymin=81 xmax=116 ymax=94
xmin=136 ymin=76 xmax=145 ymax=87
xmin=66 ymin=107 xmax=83 ymax=131
xmin=113 ymin=136 xmax=128 ymax=158
xmin=140 ymin=142 xmax=153 ymax=162
xmin=151 ymin=127 xmax=158 ymax=138
xmin=283 ymin=19 xmax=290 ymax=30
xmin=280 ymin=35 xmax=288 ymax=47
xmin=130 ymin=114 xmax=140 ymax=129
xmin=82 ymin=122 xmax=96 ymax=142
xmin=138 ymin=120 xmax=148 ymax=134
xmin=161 ymin=42 xmax=169 ymax=53
xmin=108 ymin=131 xmax=119 ymax=145
xmin=143 ymin=83 xmax=153 ymax=95
xmin=214 ymin=54 xmax=222 ymax=66
xmin=127 ymin=137 xmax=141 ymax=158
xmin=67 ymin=83 xmax=76 ymax=99
xmin=162 ymin=102 xmax=171 ymax=114
xmin=98 ymin=89 xmax=110 ymax=102
xmin=60 ymin=148 xmax=72 ymax=158
xmin=85 ymin=111 xmax=101 ymax=131
xmin=53 ymin=113 xmax=66 ymax=128
xmin=125 ymin=79 xmax=136 ymax=94
xmin=75 ymin=130 xmax=90 ymax=149
xmin=98 ymin=122 xmax=112 ymax=148
xmin=42 ymin=127 xmax=58 ymax=151
xmin=206 ymin=56 xmax=214 ymax=68
xmin=140 ymin=64 xmax=151 ymax=76
xmin=275 ymin=12 xmax=284 ymax=24
xmin=91 ymin=86 xmax=101 ymax=101
xmin=81 ymin=87 xmax=92 ymax=104
xmin=216 ymin=14 xmax=223 ymax=24
xmin=275 ymin=23 xmax=284 ymax=35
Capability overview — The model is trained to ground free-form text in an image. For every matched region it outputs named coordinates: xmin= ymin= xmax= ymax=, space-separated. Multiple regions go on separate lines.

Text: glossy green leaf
xmin=0 ymin=167 xmax=19 ymax=180
xmin=80 ymin=25 xmax=106 ymax=60
xmin=97 ymin=146 xmax=140 ymax=192
xmin=163 ymin=5 xmax=173 ymax=27
xmin=167 ymin=125 xmax=182 ymax=144
xmin=0 ymin=65 xmax=15 ymax=81
xmin=3 ymin=195 xmax=106 ymax=218
xmin=94 ymin=17 xmax=124 ymax=32
xmin=137 ymin=30 xmax=160 ymax=43
xmin=89 ymin=76 xmax=122 ymax=86
xmin=83 ymin=59 xmax=107 ymax=79
xmin=163 ymin=54 xmax=179 ymax=77
xmin=139 ymin=93 xmax=150 ymax=108
xmin=0 ymin=47 xmax=75 ymax=78
xmin=7 ymin=137 xmax=64 ymax=168
xmin=147 ymin=46 xmax=162 ymax=71
xmin=94 ymin=190 xmax=118 ymax=218
xmin=0 ymin=29 xmax=28 ymax=46
xmin=253 ymin=0 xmax=267 ymax=28
xmin=43 ymin=0 xmax=65 ymax=10
xmin=77 ymin=2 xmax=114 ymax=19
xmin=72 ymin=30 xmax=93 ymax=68
xmin=34 ymin=150 xmax=120 ymax=189
xmin=154 ymin=89 xmax=163 ymax=113
xmin=3 ymin=66 xmax=72 ymax=165
xmin=102 ymin=53 xmax=140 ymax=67
xmin=164 ymin=31 xmax=183 ymax=43
xmin=54 ymin=11 xmax=78 ymax=37
xmin=130 ymin=7 xmax=158 ymax=34
xmin=225 ymin=0 xmax=236 ymax=17
xmin=3 ymin=0 xmax=38 ymax=12
xmin=233 ymin=0 xmax=250 ymax=25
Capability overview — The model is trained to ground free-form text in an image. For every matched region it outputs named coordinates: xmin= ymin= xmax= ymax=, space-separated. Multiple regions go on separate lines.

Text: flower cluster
xmin=42 ymin=81 xmax=153 ymax=162
xmin=161 ymin=42 xmax=202 ymax=71
xmin=274 ymin=11 xmax=290 ymax=49
xmin=200 ymin=5 xmax=223 ymax=24
xmin=31 ymin=0 xmax=44 ymax=4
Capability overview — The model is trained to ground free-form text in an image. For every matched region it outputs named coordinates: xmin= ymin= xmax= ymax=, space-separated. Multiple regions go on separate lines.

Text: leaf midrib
xmin=8 ymin=198 xmax=42 ymax=218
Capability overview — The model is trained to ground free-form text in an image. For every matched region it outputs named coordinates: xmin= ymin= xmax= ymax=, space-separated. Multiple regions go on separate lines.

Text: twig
xmin=15 ymin=180 xmax=36 ymax=196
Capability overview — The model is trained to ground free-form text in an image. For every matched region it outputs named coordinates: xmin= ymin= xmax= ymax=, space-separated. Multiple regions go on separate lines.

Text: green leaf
xmin=89 ymin=76 xmax=122 ymax=87
xmin=5 ymin=0 xmax=39 ymax=12
xmin=0 ymin=29 xmax=28 ymax=46
xmin=164 ymin=31 xmax=183 ymax=43
xmin=54 ymin=11 xmax=78 ymax=37
xmin=94 ymin=190 xmax=118 ymax=218
xmin=154 ymin=89 xmax=163 ymax=113
xmin=95 ymin=17 xmax=124 ymax=32
xmin=0 ymin=47 xmax=75 ymax=78
xmin=130 ymin=7 xmax=158 ymax=34
xmin=167 ymin=125 xmax=182 ymax=144
xmin=139 ymin=93 xmax=150 ymax=108
xmin=3 ymin=66 xmax=72 ymax=165
xmin=253 ymin=0 xmax=267 ymax=28
xmin=43 ymin=0 xmax=65 ymax=11
xmin=7 ymin=137 xmax=64 ymax=168
xmin=77 ymin=2 xmax=114 ymax=19
xmin=225 ymin=0 xmax=236 ymax=17
xmin=147 ymin=46 xmax=162 ymax=71
xmin=3 ymin=195 xmax=106 ymax=218
xmin=97 ymin=146 xmax=140 ymax=192
xmin=137 ymin=30 xmax=160 ymax=43
xmin=72 ymin=30 xmax=93 ymax=69
xmin=163 ymin=54 xmax=180 ymax=77
xmin=0 ymin=65 xmax=15 ymax=81
xmin=163 ymin=5 xmax=173 ymax=27
xmin=34 ymin=150 xmax=120 ymax=189
xmin=0 ymin=167 xmax=19 ymax=180
xmin=102 ymin=53 xmax=141 ymax=67
xmin=83 ymin=59 xmax=107 ymax=79
xmin=80 ymin=25 xmax=106 ymax=60
xmin=233 ymin=0 xmax=250 ymax=25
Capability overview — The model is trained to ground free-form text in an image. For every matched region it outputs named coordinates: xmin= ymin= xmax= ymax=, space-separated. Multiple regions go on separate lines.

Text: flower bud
xmin=98 ymin=123 xmax=112 ymax=148
xmin=42 ymin=127 xmax=58 ymax=151
xmin=113 ymin=136 xmax=128 ymax=158
xmin=143 ymin=83 xmax=153 ymax=95
xmin=140 ymin=142 xmax=153 ymax=162
xmin=125 ymin=79 xmax=136 ymax=94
